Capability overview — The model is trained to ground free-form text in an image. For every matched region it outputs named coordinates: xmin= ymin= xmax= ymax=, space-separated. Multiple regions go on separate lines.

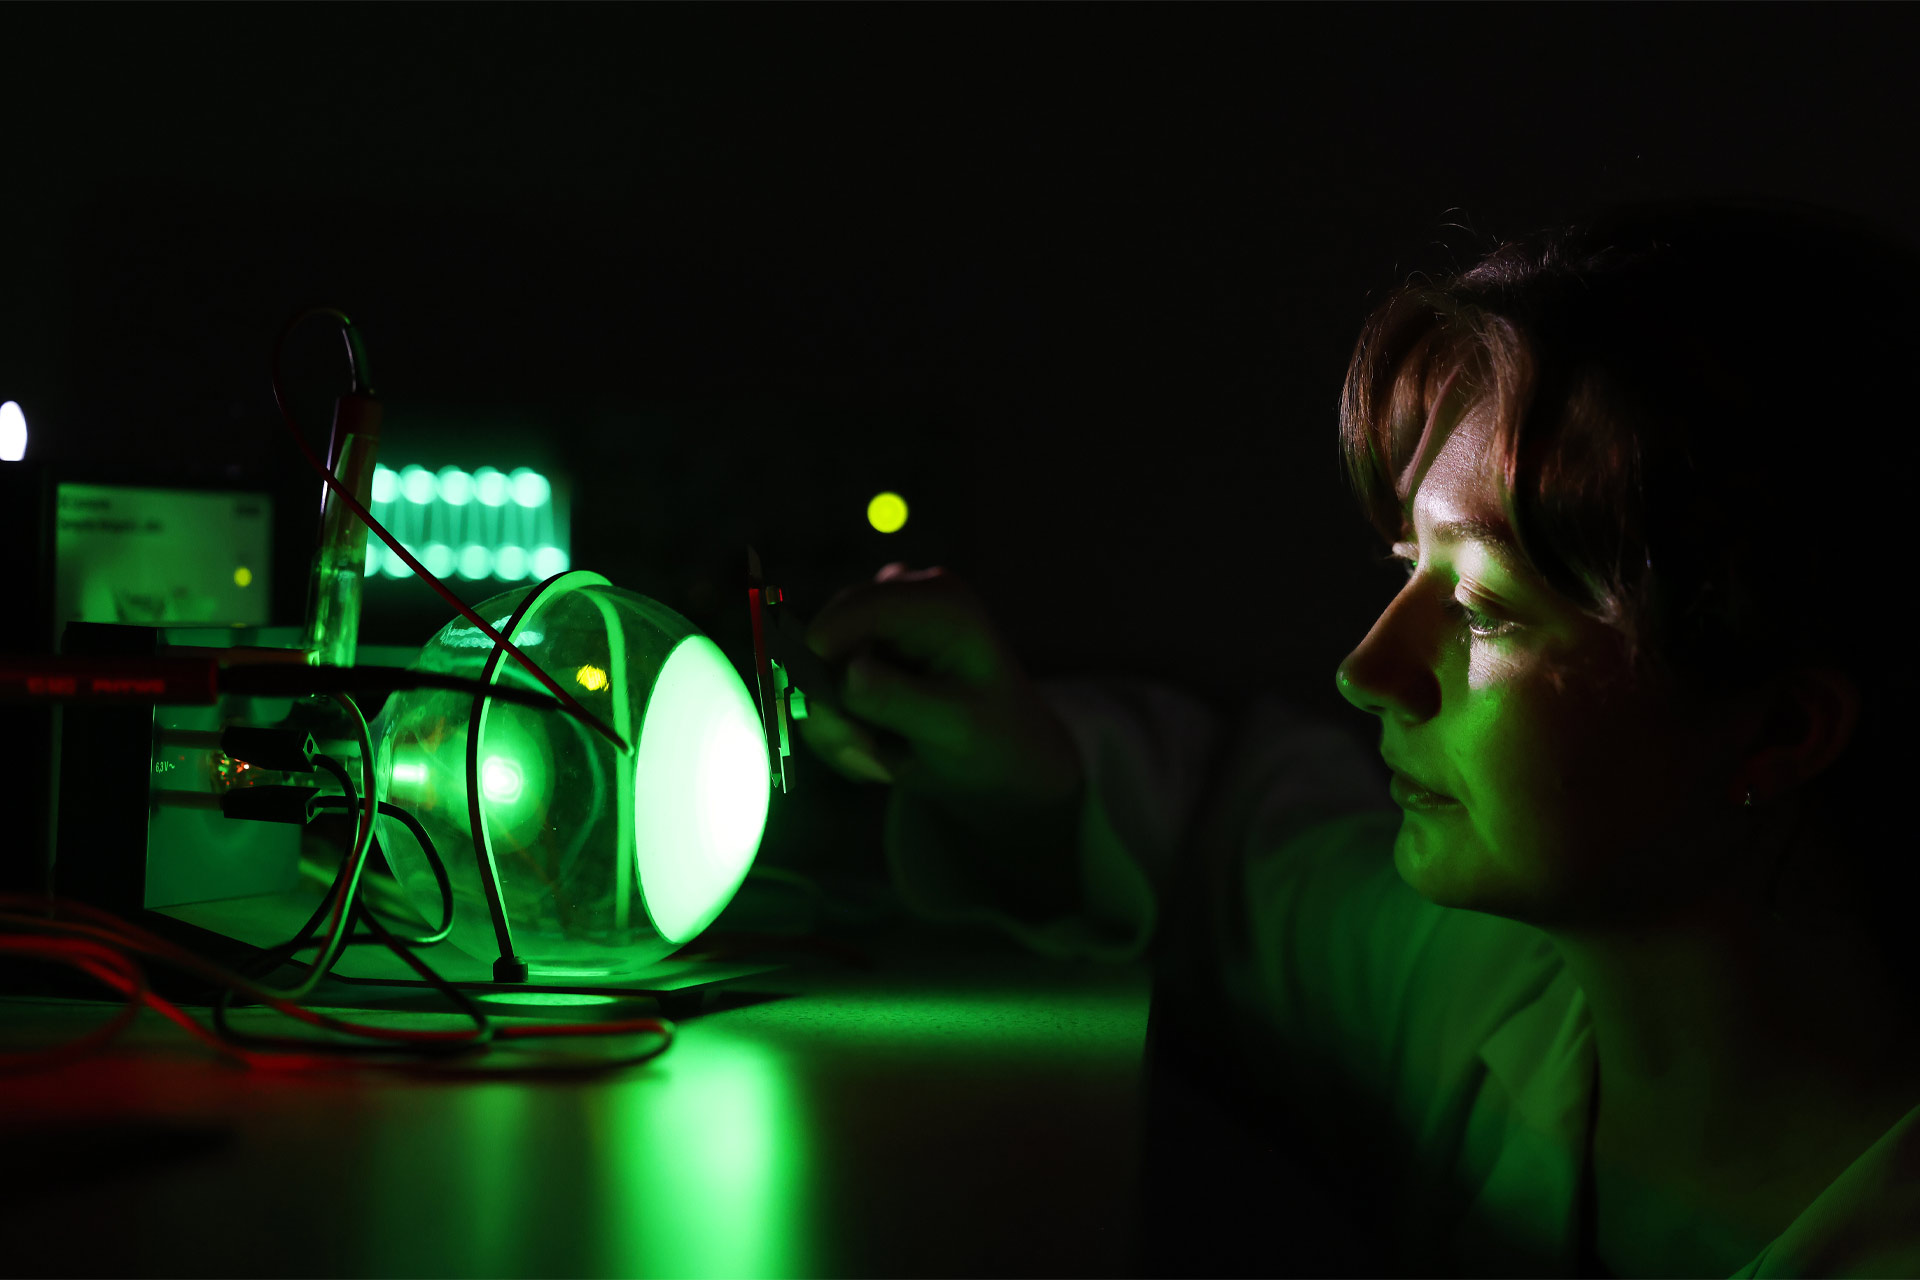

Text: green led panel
xmin=365 ymin=464 xmax=569 ymax=583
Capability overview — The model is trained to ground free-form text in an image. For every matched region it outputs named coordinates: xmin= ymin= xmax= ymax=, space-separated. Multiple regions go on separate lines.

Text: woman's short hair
xmin=1338 ymin=195 xmax=1920 ymax=981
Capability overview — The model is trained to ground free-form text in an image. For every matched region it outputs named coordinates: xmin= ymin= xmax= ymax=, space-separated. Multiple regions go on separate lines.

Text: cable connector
xmin=220 ymin=785 xmax=323 ymax=825
xmin=220 ymin=726 xmax=318 ymax=772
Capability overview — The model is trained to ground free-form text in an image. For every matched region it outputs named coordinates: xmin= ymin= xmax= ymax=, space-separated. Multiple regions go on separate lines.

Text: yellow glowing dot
xmin=233 ymin=566 xmax=253 ymax=588
xmin=575 ymin=664 xmax=609 ymax=692
xmin=867 ymin=491 xmax=909 ymax=534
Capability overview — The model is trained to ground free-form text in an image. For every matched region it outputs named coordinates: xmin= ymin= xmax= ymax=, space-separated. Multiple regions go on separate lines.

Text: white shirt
xmin=883 ymin=677 xmax=1920 ymax=1278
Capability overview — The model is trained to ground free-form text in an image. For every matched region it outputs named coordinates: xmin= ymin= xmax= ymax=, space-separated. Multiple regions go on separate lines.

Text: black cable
xmin=220 ymin=664 xmax=623 ymax=752
xmin=349 ymin=898 xmax=491 ymax=1039
xmin=214 ymin=757 xmax=364 ymax=1026
xmin=214 ymin=780 xmax=492 ymax=1056
xmin=215 ymin=895 xmax=493 ymax=1060
xmin=308 ymin=797 xmax=454 ymax=946
xmin=214 ymin=751 xmax=377 ymax=1009
xmin=272 ymin=310 xmax=625 ymax=757
xmin=218 ymin=795 xmax=448 ymax=1018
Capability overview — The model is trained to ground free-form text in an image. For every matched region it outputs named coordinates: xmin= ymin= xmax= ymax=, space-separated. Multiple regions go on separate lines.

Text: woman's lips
xmin=1390 ymin=770 xmax=1461 ymax=809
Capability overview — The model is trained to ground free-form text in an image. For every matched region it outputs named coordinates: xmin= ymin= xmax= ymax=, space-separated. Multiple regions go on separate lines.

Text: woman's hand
xmin=795 ymin=563 xmax=1085 ymax=827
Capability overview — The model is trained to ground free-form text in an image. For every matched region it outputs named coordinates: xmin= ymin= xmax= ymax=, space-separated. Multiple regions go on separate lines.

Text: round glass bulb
xmin=372 ymin=572 xmax=771 ymax=981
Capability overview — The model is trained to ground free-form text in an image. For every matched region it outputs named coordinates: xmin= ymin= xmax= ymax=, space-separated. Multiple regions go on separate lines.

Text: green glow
xmin=479 ymin=711 xmax=551 ymax=846
xmin=362 ymin=1079 xmax=533 ymax=1275
xmin=367 ymin=463 xmax=567 ymax=583
xmin=474 ymin=992 xmax=626 ymax=1007
xmin=372 ymin=575 xmax=770 ymax=982
xmin=597 ymin=1030 xmax=815 ymax=1279
xmin=438 ymin=465 xmax=473 ymax=505
xmin=867 ymin=490 xmax=909 ymax=534
xmin=474 ymin=466 xmax=509 ymax=506
xmin=510 ymin=467 xmax=551 ymax=508
xmin=633 ymin=633 xmax=771 ymax=942
xmin=355 ymin=1029 xmax=822 ymax=1276
xmin=400 ymin=465 xmax=435 ymax=504
xmin=482 ymin=754 xmax=524 ymax=804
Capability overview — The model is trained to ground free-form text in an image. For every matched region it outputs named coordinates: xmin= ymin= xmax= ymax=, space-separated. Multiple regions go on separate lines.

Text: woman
xmin=797 ymin=196 xmax=1920 ymax=1277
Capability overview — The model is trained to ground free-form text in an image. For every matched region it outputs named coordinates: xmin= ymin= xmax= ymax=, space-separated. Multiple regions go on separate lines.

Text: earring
xmin=1743 ymin=788 xmax=1754 ymax=808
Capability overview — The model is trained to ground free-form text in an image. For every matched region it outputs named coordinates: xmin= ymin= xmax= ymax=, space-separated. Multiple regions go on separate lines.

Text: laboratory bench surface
xmin=0 ymin=916 xmax=1154 ymax=1279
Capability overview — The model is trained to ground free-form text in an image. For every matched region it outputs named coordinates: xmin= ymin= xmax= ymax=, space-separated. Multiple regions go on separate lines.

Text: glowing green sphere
xmin=373 ymin=571 xmax=771 ymax=981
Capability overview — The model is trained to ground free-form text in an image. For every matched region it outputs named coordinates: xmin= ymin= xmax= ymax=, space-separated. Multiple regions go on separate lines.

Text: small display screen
xmin=55 ymin=483 xmax=272 ymax=626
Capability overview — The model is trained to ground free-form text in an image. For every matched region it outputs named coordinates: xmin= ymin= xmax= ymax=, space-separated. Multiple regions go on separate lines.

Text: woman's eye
xmin=1381 ymin=553 xmax=1517 ymax=640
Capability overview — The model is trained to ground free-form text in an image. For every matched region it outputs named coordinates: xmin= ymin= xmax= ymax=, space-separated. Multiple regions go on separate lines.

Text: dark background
xmin=5 ymin=4 xmax=1917 ymax=868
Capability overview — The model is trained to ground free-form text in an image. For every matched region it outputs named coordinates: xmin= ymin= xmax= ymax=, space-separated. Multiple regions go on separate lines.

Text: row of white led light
xmin=365 ymin=541 xmax=571 ymax=582
xmin=371 ymin=464 xmax=553 ymax=509
xmin=372 ymin=489 xmax=557 ymax=552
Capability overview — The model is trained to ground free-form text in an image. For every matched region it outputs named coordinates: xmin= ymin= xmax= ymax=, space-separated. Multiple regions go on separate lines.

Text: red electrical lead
xmin=0 ymin=896 xmax=678 ymax=1075
xmin=271 ymin=307 xmax=628 ymax=756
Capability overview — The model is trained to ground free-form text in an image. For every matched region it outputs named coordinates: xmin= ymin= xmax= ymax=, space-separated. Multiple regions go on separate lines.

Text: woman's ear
xmin=1744 ymin=667 xmax=1860 ymax=803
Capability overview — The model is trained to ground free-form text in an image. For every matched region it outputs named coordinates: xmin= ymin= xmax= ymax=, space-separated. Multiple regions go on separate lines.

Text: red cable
xmin=1 ymin=905 xmax=477 ymax=1044
xmin=0 ymin=901 xmax=678 ymax=1072
xmin=270 ymin=309 xmax=628 ymax=755
xmin=0 ymin=937 xmax=147 ymax=1072
xmin=0 ymin=310 xmax=703 ymax=1071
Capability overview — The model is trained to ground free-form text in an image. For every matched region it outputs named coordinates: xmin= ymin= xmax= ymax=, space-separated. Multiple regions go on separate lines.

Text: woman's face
xmin=1334 ymin=394 xmax=1761 ymax=930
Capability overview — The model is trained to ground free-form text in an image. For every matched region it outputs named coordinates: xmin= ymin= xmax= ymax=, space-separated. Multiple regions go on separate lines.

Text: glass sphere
xmin=372 ymin=571 xmax=771 ymax=981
